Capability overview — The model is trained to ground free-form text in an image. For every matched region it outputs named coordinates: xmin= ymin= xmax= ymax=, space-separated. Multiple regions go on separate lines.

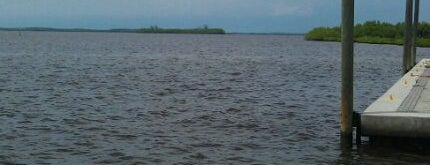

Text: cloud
xmin=0 ymin=0 xmax=321 ymax=18
xmin=270 ymin=4 xmax=314 ymax=16
xmin=0 ymin=0 xmax=426 ymax=33
xmin=269 ymin=0 xmax=326 ymax=16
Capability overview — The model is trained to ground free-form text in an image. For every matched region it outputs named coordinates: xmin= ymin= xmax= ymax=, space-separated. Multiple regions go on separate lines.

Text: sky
xmin=0 ymin=0 xmax=429 ymax=33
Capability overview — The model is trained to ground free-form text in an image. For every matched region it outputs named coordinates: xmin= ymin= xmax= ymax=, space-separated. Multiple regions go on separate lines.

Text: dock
xmin=338 ymin=0 xmax=426 ymax=144
xmin=362 ymin=59 xmax=430 ymax=138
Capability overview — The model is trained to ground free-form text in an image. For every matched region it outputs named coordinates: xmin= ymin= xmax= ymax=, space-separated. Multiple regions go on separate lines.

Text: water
xmin=0 ymin=31 xmax=429 ymax=164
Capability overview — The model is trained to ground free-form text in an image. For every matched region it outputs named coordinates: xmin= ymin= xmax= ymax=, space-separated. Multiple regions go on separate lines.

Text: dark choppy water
xmin=0 ymin=31 xmax=430 ymax=164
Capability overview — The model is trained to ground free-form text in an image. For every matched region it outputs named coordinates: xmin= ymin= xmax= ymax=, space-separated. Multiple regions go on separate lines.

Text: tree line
xmin=305 ymin=21 xmax=430 ymax=47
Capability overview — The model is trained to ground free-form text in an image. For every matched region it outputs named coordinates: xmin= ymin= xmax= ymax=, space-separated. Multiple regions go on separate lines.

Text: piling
xmin=403 ymin=0 xmax=413 ymax=73
xmin=340 ymin=0 xmax=354 ymax=141
xmin=412 ymin=0 xmax=420 ymax=66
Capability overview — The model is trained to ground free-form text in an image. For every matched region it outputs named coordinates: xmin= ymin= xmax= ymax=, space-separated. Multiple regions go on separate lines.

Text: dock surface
xmin=362 ymin=59 xmax=430 ymax=138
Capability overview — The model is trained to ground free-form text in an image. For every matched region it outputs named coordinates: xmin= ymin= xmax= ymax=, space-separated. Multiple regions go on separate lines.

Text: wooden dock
xmin=362 ymin=59 xmax=430 ymax=138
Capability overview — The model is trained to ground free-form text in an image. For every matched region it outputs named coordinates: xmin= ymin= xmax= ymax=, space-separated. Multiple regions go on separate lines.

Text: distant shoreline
xmin=228 ymin=32 xmax=304 ymax=36
xmin=0 ymin=26 xmax=226 ymax=35
xmin=0 ymin=27 xmax=303 ymax=36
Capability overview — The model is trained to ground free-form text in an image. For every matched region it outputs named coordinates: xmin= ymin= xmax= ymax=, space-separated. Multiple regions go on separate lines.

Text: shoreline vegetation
xmin=305 ymin=21 xmax=430 ymax=47
xmin=0 ymin=26 xmax=304 ymax=35
xmin=0 ymin=25 xmax=226 ymax=34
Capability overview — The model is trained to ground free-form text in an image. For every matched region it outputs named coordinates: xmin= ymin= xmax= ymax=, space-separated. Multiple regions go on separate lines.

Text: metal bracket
xmin=353 ymin=111 xmax=362 ymax=145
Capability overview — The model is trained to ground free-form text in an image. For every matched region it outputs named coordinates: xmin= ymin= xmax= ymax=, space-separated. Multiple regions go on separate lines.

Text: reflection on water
xmin=0 ymin=31 xmax=429 ymax=164
xmin=340 ymin=138 xmax=430 ymax=164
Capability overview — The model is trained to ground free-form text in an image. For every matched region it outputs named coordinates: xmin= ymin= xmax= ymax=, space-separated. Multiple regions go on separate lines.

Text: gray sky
xmin=0 ymin=0 xmax=428 ymax=33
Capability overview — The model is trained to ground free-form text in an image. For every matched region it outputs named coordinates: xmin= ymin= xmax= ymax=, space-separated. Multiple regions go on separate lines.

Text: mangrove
xmin=305 ymin=21 xmax=430 ymax=47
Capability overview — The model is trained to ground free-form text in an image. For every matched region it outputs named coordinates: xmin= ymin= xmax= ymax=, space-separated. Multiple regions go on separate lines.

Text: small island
xmin=0 ymin=25 xmax=226 ymax=34
xmin=305 ymin=21 xmax=430 ymax=47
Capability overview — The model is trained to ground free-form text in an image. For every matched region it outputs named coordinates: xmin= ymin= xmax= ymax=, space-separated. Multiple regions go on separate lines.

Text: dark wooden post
xmin=404 ymin=0 xmax=413 ymax=73
xmin=412 ymin=0 xmax=420 ymax=66
xmin=341 ymin=0 xmax=354 ymax=142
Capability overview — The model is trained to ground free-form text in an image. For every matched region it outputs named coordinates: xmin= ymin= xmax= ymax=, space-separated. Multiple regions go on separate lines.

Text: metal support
xmin=341 ymin=0 xmax=354 ymax=141
xmin=353 ymin=112 xmax=361 ymax=145
xmin=404 ymin=0 xmax=414 ymax=73
xmin=412 ymin=0 xmax=420 ymax=66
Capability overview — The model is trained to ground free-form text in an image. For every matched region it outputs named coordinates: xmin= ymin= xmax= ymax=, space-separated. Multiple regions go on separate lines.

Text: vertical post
xmin=412 ymin=0 xmax=420 ymax=66
xmin=404 ymin=0 xmax=413 ymax=73
xmin=341 ymin=0 xmax=354 ymax=142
